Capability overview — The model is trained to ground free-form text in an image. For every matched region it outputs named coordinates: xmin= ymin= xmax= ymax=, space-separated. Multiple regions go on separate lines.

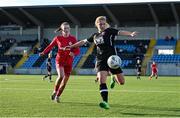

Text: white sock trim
xmin=100 ymin=89 xmax=108 ymax=93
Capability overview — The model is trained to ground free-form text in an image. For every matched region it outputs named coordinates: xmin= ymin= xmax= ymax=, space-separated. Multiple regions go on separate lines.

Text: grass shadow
xmin=110 ymin=104 xmax=180 ymax=117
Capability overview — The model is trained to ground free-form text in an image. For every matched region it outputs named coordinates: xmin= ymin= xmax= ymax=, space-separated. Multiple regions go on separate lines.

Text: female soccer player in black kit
xmin=43 ymin=53 xmax=52 ymax=82
xmin=64 ymin=16 xmax=138 ymax=109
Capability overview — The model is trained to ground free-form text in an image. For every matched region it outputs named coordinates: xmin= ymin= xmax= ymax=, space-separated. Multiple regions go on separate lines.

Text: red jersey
xmin=42 ymin=35 xmax=80 ymax=66
xmin=151 ymin=63 xmax=157 ymax=72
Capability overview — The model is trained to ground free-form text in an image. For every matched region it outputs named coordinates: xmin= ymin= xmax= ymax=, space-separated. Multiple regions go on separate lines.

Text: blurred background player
xmin=39 ymin=22 xmax=80 ymax=103
xmin=136 ymin=57 xmax=141 ymax=79
xmin=149 ymin=61 xmax=158 ymax=80
xmin=42 ymin=53 xmax=52 ymax=82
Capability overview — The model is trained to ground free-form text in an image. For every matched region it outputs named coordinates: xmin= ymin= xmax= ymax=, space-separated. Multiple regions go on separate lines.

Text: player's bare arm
xmin=118 ymin=31 xmax=138 ymax=37
xmin=64 ymin=40 xmax=86 ymax=50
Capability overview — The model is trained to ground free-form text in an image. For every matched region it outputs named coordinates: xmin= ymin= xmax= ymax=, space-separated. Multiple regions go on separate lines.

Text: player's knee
xmin=99 ymin=77 xmax=106 ymax=84
xmin=64 ymin=74 xmax=70 ymax=78
xmin=61 ymin=83 xmax=65 ymax=87
xmin=116 ymin=77 xmax=125 ymax=85
xmin=57 ymin=76 xmax=63 ymax=81
xmin=118 ymin=78 xmax=125 ymax=85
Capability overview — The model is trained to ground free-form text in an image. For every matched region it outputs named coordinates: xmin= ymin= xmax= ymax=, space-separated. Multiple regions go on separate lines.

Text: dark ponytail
xmin=54 ymin=27 xmax=62 ymax=33
xmin=54 ymin=22 xmax=70 ymax=33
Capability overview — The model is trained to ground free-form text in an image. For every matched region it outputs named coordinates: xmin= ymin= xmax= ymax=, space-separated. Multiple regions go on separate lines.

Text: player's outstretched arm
xmin=64 ymin=40 xmax=86 ymax=50
xmin=118 ymin=31 xmax=138 ymax=37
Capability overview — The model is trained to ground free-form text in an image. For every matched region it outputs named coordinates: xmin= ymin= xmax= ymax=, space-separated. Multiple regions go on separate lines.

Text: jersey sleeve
xmin=71 ymin=37 xmax=80 ymax=56
xmin=85 ymin=33 xmax=95 ymax=43
xmin=42 ymin=37 xmax=57 ymax=54
xmin=109 ymin=28 xmax=119 ymax=35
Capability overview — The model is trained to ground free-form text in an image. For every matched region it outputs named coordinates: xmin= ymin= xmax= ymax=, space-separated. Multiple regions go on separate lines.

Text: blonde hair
xmin=54 ymin=22 xmax=70 ymax=33
xmin=95 ymin=16 xmax=110 ymax=29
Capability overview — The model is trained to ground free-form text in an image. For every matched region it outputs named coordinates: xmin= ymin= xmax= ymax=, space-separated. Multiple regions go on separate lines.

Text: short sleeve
xmin=86 ymin=33 xmax=95 ymax=43
xmin=109 ymin=28 xmax=119 ymax=35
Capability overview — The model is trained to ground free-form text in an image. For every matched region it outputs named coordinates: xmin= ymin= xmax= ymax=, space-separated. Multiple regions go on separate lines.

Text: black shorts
xmin=137 ymin=67 xmax=141 ymax=72
xmin=47 ymin=67 xmax=51 ymax=72
xmin=95 ymin=59 xmax=123 ymax=74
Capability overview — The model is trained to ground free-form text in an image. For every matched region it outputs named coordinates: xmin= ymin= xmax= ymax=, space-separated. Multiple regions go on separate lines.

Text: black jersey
xmin=86 ymin=28 xmax=119 ymax=60
xmin=136 ymin=63 xmax=141 ymax=72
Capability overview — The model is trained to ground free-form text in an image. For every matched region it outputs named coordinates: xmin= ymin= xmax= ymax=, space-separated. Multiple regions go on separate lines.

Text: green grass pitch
xmin=0 ymin=75 xmax=180 ymax=117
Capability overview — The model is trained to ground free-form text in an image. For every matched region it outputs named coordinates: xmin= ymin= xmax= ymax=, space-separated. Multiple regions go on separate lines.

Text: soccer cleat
xmin=54 ymin=96 xmax=60 ymax=103
xmin=99 ymin=101 xmax=110 ymax=109
xmin=42 ymin=77 xmax=45 ymax=80
xmin=110 ymin=75 xmax=115 ymax=89
xmin=51 ymin=92 xmax=56 ymax=100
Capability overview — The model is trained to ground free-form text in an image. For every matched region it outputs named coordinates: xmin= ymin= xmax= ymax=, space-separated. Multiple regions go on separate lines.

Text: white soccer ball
xmin=107 ymin=55 xmax=122 ymax=69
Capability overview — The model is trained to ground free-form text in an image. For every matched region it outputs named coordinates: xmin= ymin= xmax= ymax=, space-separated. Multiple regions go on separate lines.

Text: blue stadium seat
xmin=151 ymin=54 xmax=180 ymax=63
xmin=116 ymin=45 xmax=136 ymax=52
xmin=156 ymin=39 xmax=177 ymax=46
xmin=21 ymin=54 xmax=41 ymax=68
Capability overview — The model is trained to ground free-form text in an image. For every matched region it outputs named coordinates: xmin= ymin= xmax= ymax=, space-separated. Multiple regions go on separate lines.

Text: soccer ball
xmin=107 ymin=55 xmax=122 ymax=69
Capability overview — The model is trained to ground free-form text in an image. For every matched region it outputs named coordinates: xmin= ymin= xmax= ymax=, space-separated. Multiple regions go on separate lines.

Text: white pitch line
xmin=0 ymin=88 xmax=180 ymax=93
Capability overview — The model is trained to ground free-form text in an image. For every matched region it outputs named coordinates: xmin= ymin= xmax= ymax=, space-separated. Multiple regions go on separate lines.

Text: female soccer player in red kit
xmin=39 ymin=22 xmax=80 ymax=102
xmin=149 ymin=61 xmax=158 ymax=80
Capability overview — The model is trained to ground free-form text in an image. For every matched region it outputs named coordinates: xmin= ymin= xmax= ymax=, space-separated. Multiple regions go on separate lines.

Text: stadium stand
xmin=17 ymin=39 xmax=37 ymax=47
xmin=21 ymin=47 xmax=88 ymax=69
xmin=40 ymin=38 xmax=50 ymax=51
xmin=0 ymin=39 xmax=23 ymax=67
xmin=156 ymin=39 xmax=177 ymax=46
xmin=152 ymin=54 xmax=180 ymax=63
xmin=0 ymin=55 xmax=22 ymax=67
xmin=21 ymin=54 xmax=40 ymax=68
xmin=82 ymin=55 xmax=96 ymax=69
xmin=115 ymin=45 xmax=136 ymax=52
xmin=0 ymin=37 xmax=40 ymax=69
xmin=0 ymin=39 xmax=15 ymax=55
xmin=32 ymin=55 xmax=48 ymax=67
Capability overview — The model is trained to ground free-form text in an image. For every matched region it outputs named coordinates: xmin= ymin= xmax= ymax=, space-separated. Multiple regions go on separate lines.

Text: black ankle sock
xmin=44 ymin=75 xmax=48 ymax=78
xmin=100 ymin=83 xmax=108 ymax=102
xmin=49 ymin=75 xmax=52 ymax=80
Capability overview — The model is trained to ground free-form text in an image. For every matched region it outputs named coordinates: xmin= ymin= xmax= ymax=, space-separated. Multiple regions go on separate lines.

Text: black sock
xmin=49 ymin=74 xmax=52 ymax=80
xmin=44 ymin=75 xmax=48 ymax=78
xmin=99 ymin=84 xmax=108 ymax=103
